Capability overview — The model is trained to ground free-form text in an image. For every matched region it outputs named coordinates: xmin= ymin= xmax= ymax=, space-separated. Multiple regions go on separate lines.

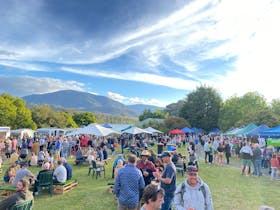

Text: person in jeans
xmin=252 ymin=143 xmax=263 ymax=176
xmin=114 ymin=154 xmax=145 ymax=210
xmin=153 ymin=151 xmax=176 ymax=210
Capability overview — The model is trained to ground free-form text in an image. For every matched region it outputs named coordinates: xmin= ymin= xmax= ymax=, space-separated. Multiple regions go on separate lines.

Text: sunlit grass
xmin=1 ymin=145 xmax=279 ymax=210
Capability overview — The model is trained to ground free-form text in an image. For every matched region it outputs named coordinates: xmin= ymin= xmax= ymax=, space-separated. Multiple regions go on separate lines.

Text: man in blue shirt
xmin=153 ymin=151 xmax=176 ymax=210
xmin=61 ymin=157 xmax=72 ymax=180
xmin=114 ymin=154 xmax=145 ymax=210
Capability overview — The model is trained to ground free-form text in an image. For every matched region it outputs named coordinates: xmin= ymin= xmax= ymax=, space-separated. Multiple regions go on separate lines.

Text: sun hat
xmin=141 ymin=150 xmax=151 ymax=156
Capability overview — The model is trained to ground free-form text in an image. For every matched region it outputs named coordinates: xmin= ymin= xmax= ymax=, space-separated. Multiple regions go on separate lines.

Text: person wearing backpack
xmin=173 ymin=166 xmax=213 ymax=210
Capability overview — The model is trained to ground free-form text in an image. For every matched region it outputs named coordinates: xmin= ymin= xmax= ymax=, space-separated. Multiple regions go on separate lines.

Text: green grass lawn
xmin=1 ymin=147 xmax=279 ymax=210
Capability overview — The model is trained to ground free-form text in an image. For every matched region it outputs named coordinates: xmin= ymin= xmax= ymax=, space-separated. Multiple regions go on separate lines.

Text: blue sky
xmin=0 ymin=0 xmax=279 ymax=107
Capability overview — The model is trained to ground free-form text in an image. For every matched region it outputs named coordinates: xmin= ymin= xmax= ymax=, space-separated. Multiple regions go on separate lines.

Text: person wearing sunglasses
xmin=173 ymin=166 xmax=213 ymax=210
xmin=140 ymin=184 xmax=165 ymax=210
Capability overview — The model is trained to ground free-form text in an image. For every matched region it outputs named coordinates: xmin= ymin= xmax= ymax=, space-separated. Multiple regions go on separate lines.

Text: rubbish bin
xmin=167 ymin=144 xmax=176 ymax=151
xmin=157 ymin=143 xmax=164 ymax=154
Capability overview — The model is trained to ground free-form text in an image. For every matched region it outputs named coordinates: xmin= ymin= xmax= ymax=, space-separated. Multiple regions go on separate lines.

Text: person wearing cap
xmin=153 ymin=151 xmax=176 ymax=210
xmin=137 ymin=150 xmax=157 ymax=186
xmin=173 ymin=166 xmax=213 ymax=210
xmin=140 ymin=184 xmax=165 ymax=210
xmin=112 ymin=153 xmax=126 ymax=178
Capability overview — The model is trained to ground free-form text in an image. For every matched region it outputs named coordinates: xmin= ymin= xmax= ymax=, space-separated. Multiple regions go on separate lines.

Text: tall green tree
xmin=73 ymin=112 xmax=97 ymax=126
xmin=180 ymin=86 xmax=222 ymax=131
xmin=0 ymin=94 xmax=36 ymax=129
xmin=139 ymin=109 xmax=166 ymax=121
xmin=165 ymin=100 xmax=185 ymax=116
xmin=31 ymin=105 xmax=77 ymax=128
xmin=271 ymin=99 xmax=280 ymax=116
xmin=218 ymin=92 xmax=268 ymax=130
xmin=164 ymin=116 xmax=190 ymax=130
xmin=0 ymin=95 xmax=17 ymax=127
xmin=235 ymin=109 xmax=280 ymax=128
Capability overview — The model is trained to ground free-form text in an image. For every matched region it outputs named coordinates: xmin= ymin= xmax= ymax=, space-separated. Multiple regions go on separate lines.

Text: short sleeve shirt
xmin=161 ymin=162 xmax=176 ymax=195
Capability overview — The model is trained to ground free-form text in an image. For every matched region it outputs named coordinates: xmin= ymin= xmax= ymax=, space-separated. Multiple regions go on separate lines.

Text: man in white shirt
xmin=53 ymin=160 xmax=67 ymax=183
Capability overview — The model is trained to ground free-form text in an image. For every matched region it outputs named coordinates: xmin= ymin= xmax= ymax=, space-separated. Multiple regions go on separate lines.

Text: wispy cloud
xmin=0 ymin=60 xmax=49 ymax=72
xmin=61 ymin=67 xmax=199 ymax=90
xmin=0 ymin=75 xmax=84 ymax=97
xmin=107 ymin=91 xmax=167 ymax=107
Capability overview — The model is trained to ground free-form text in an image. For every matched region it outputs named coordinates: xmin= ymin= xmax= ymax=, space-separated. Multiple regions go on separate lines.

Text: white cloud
xmin=0 ymin=60 xmax=49 ymax=72
xmin=204 ymin=0 xmax=280 ymax=102
xmin=107 ymin=91 xmax=168 ymax=107
xmin=61 ymin=67 xmax=199 ymax=90
xmin=0 ymin=75 xmax=85 ymax=97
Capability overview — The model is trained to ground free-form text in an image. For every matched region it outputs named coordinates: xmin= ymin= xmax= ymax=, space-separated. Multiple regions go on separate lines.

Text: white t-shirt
xmin=54 ymin=165 xmax=67 ymax=183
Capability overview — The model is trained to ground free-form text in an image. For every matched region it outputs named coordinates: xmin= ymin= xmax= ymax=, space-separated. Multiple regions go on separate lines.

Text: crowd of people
xmin=0 ymin=132 xmax=279 ymax=210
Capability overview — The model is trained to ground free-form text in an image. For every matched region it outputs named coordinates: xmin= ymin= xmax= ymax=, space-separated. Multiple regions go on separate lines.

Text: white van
xmin=11 ymin=129 xmax=35 ymax=139
xmin=36 ymin=128 xmax=65 ymax=137
xmin=0 ymin=126 xmax=10 ymax=139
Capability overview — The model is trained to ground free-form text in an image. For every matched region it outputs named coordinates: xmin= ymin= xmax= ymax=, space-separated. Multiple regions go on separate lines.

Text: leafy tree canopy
xmin=0 ymin=93 xmax=36 ymax=129
xmin=73 ymin=112 xmax=97 ymax=127
xmin=164 ymin=116 xmax=190 ymax=130
xmin=218 ymin=92 xmax=268 ymax=130
xmin=139 ymin=109 xmax=167 ymax=121
xmin=180 ymin=85 xmax=222 ymax=132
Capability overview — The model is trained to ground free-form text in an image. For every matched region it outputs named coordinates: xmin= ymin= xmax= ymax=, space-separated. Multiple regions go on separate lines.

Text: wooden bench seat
xmin=0 ymin=184 xmax=16 ymax=198
xmin=53 ymin=179 xmax=78 ymax=194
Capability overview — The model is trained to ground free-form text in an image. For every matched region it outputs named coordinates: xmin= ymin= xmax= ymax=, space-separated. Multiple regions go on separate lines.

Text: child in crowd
xmin=270 ymin=153 xmax=280 ymax=180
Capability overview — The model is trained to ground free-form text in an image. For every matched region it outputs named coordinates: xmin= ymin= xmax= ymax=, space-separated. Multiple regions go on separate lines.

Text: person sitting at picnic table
xmin=33 ymin=162 xmax=51 ymax=195
xmin=0 ymin=178 xmax=34 ymax=209
xmin=53 ymin=160 xmax=67 ymax=184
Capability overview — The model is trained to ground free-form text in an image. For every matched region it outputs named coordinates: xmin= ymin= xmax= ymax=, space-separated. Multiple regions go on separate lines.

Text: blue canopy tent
xmin=103 ymin=123 xmax=113 ymax=128
xmin=246 ymin=124 xmax=269 ymax=137
xmin=191 ymin=127 xmax=201 ymax=133
xmin=225 ymin=127 xmax=243 ymax=136
xmin=260 ymin=125 xmax=280 ymax=137
xmin=181 ymin=126 xmax=192 ymax=133
xmin=209 ymin=128 xmax=220 ymax=135
xmin=234 ymin=123 xmax=258 ymax=136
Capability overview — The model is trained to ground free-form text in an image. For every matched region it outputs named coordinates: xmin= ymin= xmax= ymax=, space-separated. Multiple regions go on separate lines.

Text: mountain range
xmin=22 ymin=90 xmax=163 ymax=116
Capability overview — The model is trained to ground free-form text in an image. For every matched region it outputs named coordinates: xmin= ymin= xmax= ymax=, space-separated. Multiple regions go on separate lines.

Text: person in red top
xmin=136 ymin=150 xmax=156 ymax=186
xmin=270 ymin=153 xmax=280 ymax=180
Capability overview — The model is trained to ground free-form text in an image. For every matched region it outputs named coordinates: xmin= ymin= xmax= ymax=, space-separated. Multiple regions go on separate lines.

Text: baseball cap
xmin=161 ymin=151 xmax=171 ymax=157
xmin=186 ymin=166 xmax=198 ymax=173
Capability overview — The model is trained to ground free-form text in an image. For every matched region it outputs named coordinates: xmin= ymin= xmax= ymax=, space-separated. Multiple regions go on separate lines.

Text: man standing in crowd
xmin=173 ymin=166 xmax=213 ymax=210
xmin=140 ymin=184 xmax=165 ymax=210
xmin=137 ymin=150 xmax=157 ymax=186
xmin=240 ymin=141 xmax=253 ymax=176
xmin=0 ymin=178 xmax=34 ymax=209
xmin=114 ymin=154 xmax=145 ymax=210
xmin=153 ymin=151 xmax=176 ymax=210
